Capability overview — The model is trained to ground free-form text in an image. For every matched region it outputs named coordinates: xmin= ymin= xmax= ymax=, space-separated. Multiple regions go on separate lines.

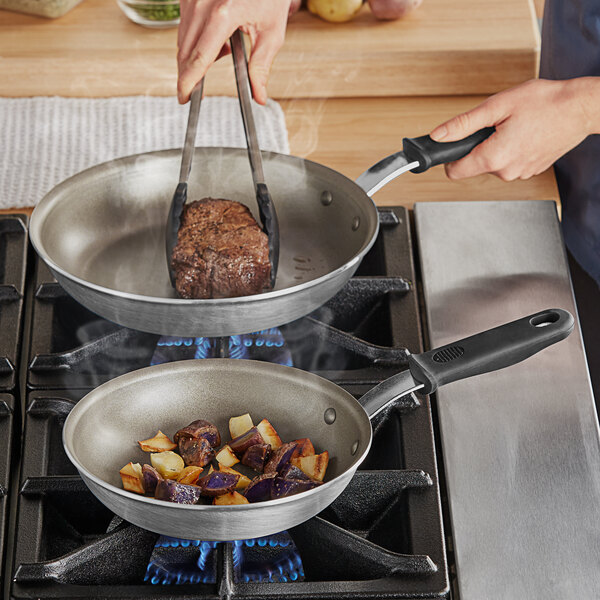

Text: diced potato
xmin=229 ymin=427 xmax=266 ymax=455
xmin=219 ymin=465 xmax=251 ymax=490
xmin=291 ymin=451 xmax=329 ymax=482
xmin=178 ymin=437 xmax=214 ymax=467
xmin=142 ymin=464 xmax=163 ymax=494
xmin=155 ymin=479 xmax=202 ymax=504
xmin=292 ymin=438 xmax=315 ymax=459
xmin=264 ymin=442 xmax=297 ymax=475
xmin=174 ymin=420 xmax=221 ymax=448
xmin=257 ymin=419 xmax=282 ymax=450
xmin=216 ymin=445 xmax=240 ymax=467
xmin=229 ymin=413 xmax=254 ymax=439
xmin=213 ymin=491 xmax=249 ymax=505
xmin=177 ymin=466 xmax=204 ymax=485
xmin=137 ymin=430 xmax=177 ymax=453
xmin=119 ymin=462 xmax=145 ymax=494
xmin=197 ymin=471 xmax=239 ymax=497
xmin=150 ymin=450 xmax=185 ymax=480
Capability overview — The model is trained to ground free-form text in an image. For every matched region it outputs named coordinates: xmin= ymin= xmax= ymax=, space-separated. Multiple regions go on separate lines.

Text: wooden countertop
xmin=0 ymin=0 xmax=558 ymax=214
xmin=0 ymin=0 xmax=540 ymax=98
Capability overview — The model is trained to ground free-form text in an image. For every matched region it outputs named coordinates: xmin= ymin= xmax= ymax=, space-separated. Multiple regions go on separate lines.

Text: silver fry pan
xmin=29 ymin=128 xmax=493 ymax=337
xmin=63 ymin=308 xmax=573 ymax=541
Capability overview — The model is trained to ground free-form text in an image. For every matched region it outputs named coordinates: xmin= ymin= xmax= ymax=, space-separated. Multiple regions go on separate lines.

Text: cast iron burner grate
xmin=145 ymin=532 xmax=304 ymax=585
xmin=10 ymin=207 xmax=449 ymax=599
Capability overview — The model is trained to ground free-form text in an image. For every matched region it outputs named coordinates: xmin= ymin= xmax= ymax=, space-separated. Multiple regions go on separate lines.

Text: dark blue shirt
xmin=540 ymin=0 xmax=600 ymax=285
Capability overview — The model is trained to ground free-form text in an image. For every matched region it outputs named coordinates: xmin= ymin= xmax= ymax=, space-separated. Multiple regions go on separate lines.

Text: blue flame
xmin=145 ymin=532 xmax=303 ymax=585
xmin=150 ymin=327 xmax=292 ymax=367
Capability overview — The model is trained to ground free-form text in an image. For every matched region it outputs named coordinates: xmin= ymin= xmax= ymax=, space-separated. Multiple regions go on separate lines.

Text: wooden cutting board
xmin=0 ymin=0 xmax=540 ymax=98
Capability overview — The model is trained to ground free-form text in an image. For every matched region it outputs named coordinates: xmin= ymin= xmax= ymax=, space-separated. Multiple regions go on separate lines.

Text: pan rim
xmin=29 ymin=147 xmax=380 ymax=305
xmin=62 ymin=359 xmax=373 ymax=511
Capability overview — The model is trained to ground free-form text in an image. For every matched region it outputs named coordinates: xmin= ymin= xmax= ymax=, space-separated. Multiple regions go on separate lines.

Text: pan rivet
xmin=352 ymin=217 xmax=360 ymax=231
xmin=324 ymin=408 xmax=336 ymax=424
xmin=321 ymin=191 xmax=333 ymax=206
xmin=351 ymin=440 xmax=359 ymax=455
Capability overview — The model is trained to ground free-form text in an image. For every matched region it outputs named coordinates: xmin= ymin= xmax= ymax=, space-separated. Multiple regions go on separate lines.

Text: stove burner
xmin=144 ymin=532 xmax=304 ymax=585
xmin=150 ymin=328 xmax=293 ymax=367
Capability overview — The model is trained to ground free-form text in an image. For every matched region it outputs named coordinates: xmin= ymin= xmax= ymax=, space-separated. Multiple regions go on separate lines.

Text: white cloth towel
xmin=0 ymin=96 xmax=289 ymax=209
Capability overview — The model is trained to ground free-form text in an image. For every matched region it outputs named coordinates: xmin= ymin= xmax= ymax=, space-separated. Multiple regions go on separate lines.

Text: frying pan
xmin=63 ymin=308 xmax=573 ymax=541
xmin=29 ymin=129 xmax=493 ymax=337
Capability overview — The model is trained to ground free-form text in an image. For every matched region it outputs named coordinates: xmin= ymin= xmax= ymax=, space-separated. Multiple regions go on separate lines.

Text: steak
xmin=171 ymin=198 xmax=271 ymax=299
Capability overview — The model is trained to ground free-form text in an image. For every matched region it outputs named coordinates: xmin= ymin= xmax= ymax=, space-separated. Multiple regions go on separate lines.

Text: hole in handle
xmin=530 ymin=311 xmax=560 ymax=328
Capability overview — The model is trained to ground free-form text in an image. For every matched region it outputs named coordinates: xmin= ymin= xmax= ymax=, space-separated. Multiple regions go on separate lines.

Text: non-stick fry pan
xmin=29 ymin=128 xmax=493 ymax=337
xmin=62 ymin=308 xmax=573 ymax=541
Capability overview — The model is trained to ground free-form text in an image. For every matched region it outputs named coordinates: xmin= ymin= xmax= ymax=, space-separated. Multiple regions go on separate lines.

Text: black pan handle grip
xmin=408 ymin=308 xmax=574 ymax=394
xmin=403 ymin=127 xmax=495 ymax=174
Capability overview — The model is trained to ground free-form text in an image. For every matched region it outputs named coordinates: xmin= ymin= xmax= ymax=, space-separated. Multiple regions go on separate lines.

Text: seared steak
xmin=171 ymin=198 xmax=271 ymax=299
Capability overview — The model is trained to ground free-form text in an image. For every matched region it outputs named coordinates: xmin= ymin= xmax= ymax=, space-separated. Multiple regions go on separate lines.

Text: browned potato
xmin=178 ymin=437 xmax=214 ymax=467
xmin=213 ymin=491 xmax=249 ymax=505
xmin=216 ymin=444 xmax=240 ymax=467
xmin=291 ymin=451 xmax=329 ymax=481
xmin=174 ymin=419 xmax=221 ymax=448
xmin=119 ymin=462 xmax=145 ymax=494
xmin=256 ymin=419 xmax=282 ymax=450
xmin=150 ymin=451 xmax=185 ymax=480
xmin=177 ymin=466 xmax=204 ymax=485
xmin=291 ymin=438 xmax=315 ymax=459
xmin=137 ymin=430 xmax=177 ymax=453
xmin=228 ymin=413 xmax=254 ymax=439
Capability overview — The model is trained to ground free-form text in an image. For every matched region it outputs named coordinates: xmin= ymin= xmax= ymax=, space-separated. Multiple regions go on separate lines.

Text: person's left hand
xmin=429 ymin=78 xmax=599 ymax=181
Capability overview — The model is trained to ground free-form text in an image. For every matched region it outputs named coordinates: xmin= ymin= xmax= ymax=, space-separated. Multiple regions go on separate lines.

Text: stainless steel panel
xmin=415 ymin=200 xmax=600 ymax=600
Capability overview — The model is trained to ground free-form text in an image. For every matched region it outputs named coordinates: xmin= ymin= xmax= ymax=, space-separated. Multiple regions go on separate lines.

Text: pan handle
xmin=358 ymin=308 xmax=574 ymax=419
xmin=356 ymin=127 xmax=495 ymax=197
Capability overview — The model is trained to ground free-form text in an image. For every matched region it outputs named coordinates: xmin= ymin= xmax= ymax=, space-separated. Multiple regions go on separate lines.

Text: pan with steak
xmin=171 ymin=198 xmax=271 ymax=299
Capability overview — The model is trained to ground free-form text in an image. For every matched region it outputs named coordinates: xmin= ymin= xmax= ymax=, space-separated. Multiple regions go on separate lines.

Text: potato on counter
xmin=307 ymin=0 xmax=363 ymax=23
xmin=368 ymin=0 xmax=422 ymax=20
xmin=307 ymin=0 xmax=422 ymax=22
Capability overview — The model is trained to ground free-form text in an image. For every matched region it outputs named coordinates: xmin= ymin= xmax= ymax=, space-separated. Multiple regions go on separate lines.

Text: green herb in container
xmin=117 ymin=0 xmax=180 ymax=28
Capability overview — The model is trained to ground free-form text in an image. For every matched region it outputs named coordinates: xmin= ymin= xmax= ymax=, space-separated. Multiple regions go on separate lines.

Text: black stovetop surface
xmin=1 ymin=207 xmax=450 ymax=599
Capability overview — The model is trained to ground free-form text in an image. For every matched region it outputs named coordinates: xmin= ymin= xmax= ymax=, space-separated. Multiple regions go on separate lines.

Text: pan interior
xmin=64 ymin=360 xmax=372 ymax=492
xmin=31 ymin=148 xmax=378 ymax=299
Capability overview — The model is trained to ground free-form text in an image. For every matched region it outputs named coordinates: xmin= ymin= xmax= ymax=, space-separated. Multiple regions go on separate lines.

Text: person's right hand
xmin=177 ymin=0 xmax=292 ymax=106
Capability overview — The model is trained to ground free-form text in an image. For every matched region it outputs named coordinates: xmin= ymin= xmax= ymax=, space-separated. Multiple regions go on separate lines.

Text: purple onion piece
xmin=154 ymin=479 xmax=202 ymax=504
xmin=243 ymin=473 xmax=276 ymax=503
xmin=229 ymin=427 xmax=266 ymax=456
xmin=142 ymin=464 xmax=163 ymax=494
xmin=271 ymin=477 xmax=321 ymax=500
xmin=178 ymin=436 xmax=215 ymax=467
xmin=174 ymin=419 xmax=221 ymax=448
xmin=241 ymin=443 xmax=271 ymax=472
xmin=264 ymin=442 xmax=298 ymax=475
xmin=197 ymin=471 xmax=239 ymax=497
xmin=278 ymin=463 xmax=311 ymax=482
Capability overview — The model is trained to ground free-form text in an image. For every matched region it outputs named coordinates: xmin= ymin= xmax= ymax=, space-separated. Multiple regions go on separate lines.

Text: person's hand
xmin=177 ymin=0 xmax=292 ymax=105
xmin=430 ymin=78 xmax=600 ymax=181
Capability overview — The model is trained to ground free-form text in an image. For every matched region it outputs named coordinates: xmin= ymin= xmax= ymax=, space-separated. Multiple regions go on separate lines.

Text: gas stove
xmin=2 ymin=201 xmax=598 ymax=600
xmin=2 ymin=206 xmax=451 ymax=599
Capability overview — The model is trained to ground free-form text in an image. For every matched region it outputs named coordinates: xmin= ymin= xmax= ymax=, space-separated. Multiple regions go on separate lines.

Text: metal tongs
xmin=166 ymin=30 xmax=280 ymax=289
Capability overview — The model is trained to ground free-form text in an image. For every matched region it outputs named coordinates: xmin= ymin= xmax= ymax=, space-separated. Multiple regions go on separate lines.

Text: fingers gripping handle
xmin=408 ymin=309 xmax=574 ymax=394
xmin=403 ymin=127 xmax=495 ymax=174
